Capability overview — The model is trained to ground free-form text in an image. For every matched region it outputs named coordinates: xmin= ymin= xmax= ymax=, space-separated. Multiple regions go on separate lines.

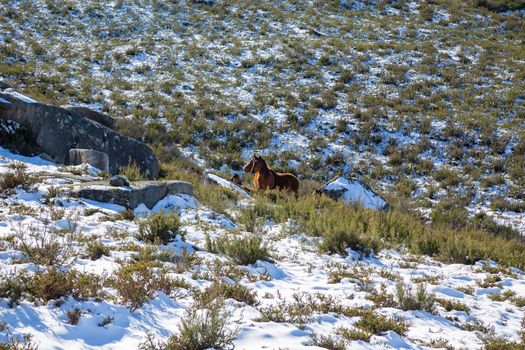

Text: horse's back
xmin=275 ymin=171 xmax=299 ymax=193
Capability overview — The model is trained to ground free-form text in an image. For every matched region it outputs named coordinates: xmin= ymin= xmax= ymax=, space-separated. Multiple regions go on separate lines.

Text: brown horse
xmin=243 ymin=154 xmax=300 ymax=194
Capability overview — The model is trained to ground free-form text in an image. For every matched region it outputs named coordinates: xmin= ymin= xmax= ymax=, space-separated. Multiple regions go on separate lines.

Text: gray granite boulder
xmin=62 ymin=105 xmax=116 ymax=129
xmin=71 ymin=180 xmax=193 ymax=209
xmin=316 ymin=177 xmax=389 ymax=210
xmin=69 ymin=148 xmax=110 ymax=173
xmin=0 ymin=90 xmax=159 ymax=178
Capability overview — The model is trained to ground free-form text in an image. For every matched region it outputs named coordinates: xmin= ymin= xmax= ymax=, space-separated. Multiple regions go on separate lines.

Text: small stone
xmin=109 ymin=175 xmax=130 ymax=187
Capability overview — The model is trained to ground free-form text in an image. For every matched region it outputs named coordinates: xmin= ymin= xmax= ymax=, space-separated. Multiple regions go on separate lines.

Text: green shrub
xmin=137 ymin=211 xmax=182 ymax=244
xmin=0 ymin=271 xmax=33 ymax=307
xmin=210 ymin=234 xmax=269 ymax=265
xmin=435 ymin=298 xmax=470 ymax=313
xmin=67 ymin=308 xmax=81 ymax=325
xmin=84 ymin=240 xmax=110 ymax=260
xmin=0 ymin=268 xmax=103 ymax=306
xmin=197 ymin=281 xmax=258 ymax=307
xmin=0 ymin=162 xmax=37 ymax=194
xmin=395 ymin=283 xmax=435 ymax=313
xmin=110 ymin=261 xmax=189 ymax=310
xmin=119 ymin=162 xmax=145 ymax=181
xmin=431 ymin=200 xmax=469 ymax=229
xmin=164 ymin=303 xmax=238 ymax=350
xmin=308 ymin=333 xmax=347 ymax=350
xmin=475 ymin=0 xmax=525 ymax=12
xmin=14 ymin=222 xmax=73 ymax=266
xmin=353 ymin=309 xmax=409 ymax=337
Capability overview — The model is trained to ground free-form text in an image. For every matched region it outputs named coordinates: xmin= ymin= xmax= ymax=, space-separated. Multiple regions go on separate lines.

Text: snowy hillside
xmin=1 ymin=0 xmax=525 ymax=349
xmin=1 ymin=148 xmax=524 ymax=349
xmin=1 ymin=0 xmax=524 ymax=234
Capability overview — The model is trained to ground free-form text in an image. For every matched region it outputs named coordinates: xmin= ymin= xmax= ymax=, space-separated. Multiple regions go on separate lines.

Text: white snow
xmin=206 ymin=173 xmax=250 ymax=197
xmin=4 ymin=91 xmax=37 ymax=104
xmin=324 ymin=177 xmax=388 ymax=210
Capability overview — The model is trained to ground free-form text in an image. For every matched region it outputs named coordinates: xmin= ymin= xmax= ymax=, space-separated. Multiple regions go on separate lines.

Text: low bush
xmin=119 ymin=162 xmax=145 ymax=181
xmin=13 ymin=222 xmax=73 ymax=266
xmin=0 ymin=268 xmax=103 ymax=306
xmin=431 ymin=200 xmax=469 ymax=229
xmin=351 ymin=309 xmax=409 ymax=338
xmin=0 ymin=162 xmax=37 ymax=194
xmin=196 ymin=281 xmax=258 ymax=307
xmin=395 ymin=283 xmax=435 ymax=313
xmin=475 ymin=0 xmax=525 ymax=12
xmin=137 ymin=211 xmax=182 ymax=244
xmin=435 ymin=298 xmax=470 ymax=313
xmin=163 ymin=302 xmax=238 ymax=350
xmin=308 ymin=333 xmax=347 ymax=350
xmin=67 ymin=308 xmax=81 ymax=325
xmin=257 ymin=292 xmax=353 ymax=325
xmin=110 ymin=261 xmax=189 ymax=310
xmin=84 ymin=240 xmax=110 ymax=260
xmin=230 ymin=193 xmax=525 ymax=270
xmin=209 ymin=234 xmax=269 ymax=265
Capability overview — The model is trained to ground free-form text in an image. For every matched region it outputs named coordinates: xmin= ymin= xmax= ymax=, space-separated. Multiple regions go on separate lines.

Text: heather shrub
xmin=110 ymin=261 xmax=189 ymax=310
xmin=164 ymin=302 xmax=238 ymax=350
xmin=137 ymin=211 xmax=182 ymax=244
xmin=209 ymin=234 xmax=269 ymax=265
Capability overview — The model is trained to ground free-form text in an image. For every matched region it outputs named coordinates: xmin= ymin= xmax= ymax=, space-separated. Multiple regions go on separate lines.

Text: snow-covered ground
xmin=1 ymin=148 xmax=524 ymax=349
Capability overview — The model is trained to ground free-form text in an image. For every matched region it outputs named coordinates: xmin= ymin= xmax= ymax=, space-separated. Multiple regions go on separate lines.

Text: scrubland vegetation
xmin=2 ymin=0 xmax=525 ymax=349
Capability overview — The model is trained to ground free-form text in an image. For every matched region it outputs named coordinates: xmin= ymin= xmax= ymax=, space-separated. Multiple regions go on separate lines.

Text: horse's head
xmin=243 ymin=154 xmax=265 ymax=173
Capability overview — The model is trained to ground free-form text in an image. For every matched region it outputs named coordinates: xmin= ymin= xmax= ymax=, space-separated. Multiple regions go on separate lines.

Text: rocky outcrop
xmin=316 ymin=177 xmax=388 ymax=210
xmin=61 ymin=105 xmax=116 ymax=129
xmin=71 ymin=180 xmax=193 ymax=209
xmin=69 ymin=148 xmax=110 ymax=173
xmin=204 ymin=173 xmax=250 ymax=197
xmin=0 ymin=90 xmax=159 ymax=178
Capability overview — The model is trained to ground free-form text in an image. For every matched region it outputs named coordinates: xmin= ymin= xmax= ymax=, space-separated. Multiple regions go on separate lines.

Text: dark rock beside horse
xmin=71 ymin=180 xmax=193 ymax=209
xmin=0 ymin=81 xmax=12 ymax=90
xmin=316 ymin=177 xmax=388 ymax=210
xmin=204 ymin=173 xmax=250 ymax=197
xmin=0 ymin=90 xmax=159 ymax=178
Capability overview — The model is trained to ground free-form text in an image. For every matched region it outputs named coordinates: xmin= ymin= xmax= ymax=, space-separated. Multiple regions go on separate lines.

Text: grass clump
xmin=207 ymin=233 xmax=269 ymax=266
xmin=308 ymin=333 xmax=347 ymax=350
xmin=137 ymin=211 xmax=182 ymax=244
xmin=67 ymin=308 xmax=82 ymax=325
xmin=435 ymin=298 xmax=471 ymax=313
xmin=396 ymin=283 xmax=435 ymax=313
xmin=119 ymin=162 xmax=145 ymax=181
